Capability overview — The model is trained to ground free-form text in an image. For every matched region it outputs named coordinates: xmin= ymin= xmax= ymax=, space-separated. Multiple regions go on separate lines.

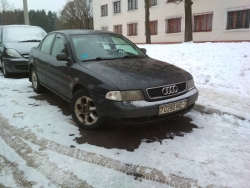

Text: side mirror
xmin=56 ymin=53 xmax=72 ymax=66
xmin=56 ymin=53 xmax=68 ymax=61
xmin=140 ymin=48 xmax=147 ymax=54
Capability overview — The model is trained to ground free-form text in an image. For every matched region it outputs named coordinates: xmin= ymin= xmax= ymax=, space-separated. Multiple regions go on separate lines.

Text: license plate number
xmin=159 ymin=99 xmax=187 ymax=115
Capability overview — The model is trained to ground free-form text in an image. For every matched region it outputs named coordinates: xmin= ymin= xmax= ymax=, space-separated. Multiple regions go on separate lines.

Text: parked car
xmin=0 ymin=25 xmax=47 ymax=77
xmin=28 ymin=29 xmax=198 ymax=130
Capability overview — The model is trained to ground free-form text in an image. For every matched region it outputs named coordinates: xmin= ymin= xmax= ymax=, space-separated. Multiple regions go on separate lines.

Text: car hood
xmin=4 ymin=42 xmax=39 ymax=55
xmin=79 ymin=57 xmax=192 ymax=90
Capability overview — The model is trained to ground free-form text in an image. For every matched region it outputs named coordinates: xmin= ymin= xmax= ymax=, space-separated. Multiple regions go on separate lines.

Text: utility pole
xmin=23 ymin=0 xmax=30 ymax=25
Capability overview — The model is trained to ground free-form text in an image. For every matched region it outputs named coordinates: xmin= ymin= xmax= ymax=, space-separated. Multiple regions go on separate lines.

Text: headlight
xmin=187 ymin=78 xmax=195 ymax=90
xmin=105 ymin=90 xmax=145 ymax=101
xmin=5 ymin=49 xmax=22 ymax=57
xmin=105 ymin=91 xmax=122 ymax=101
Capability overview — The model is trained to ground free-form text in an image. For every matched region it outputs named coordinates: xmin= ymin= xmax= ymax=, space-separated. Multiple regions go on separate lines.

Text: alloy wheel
xmin=74 ymin=96 xmax=98 ymax=126
xmin=32 ymin=70 xmax=38 ymax=89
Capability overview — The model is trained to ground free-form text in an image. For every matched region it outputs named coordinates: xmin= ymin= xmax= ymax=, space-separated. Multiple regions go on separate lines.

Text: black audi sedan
xmin=0 ymin=25 xmax=47 ymax=77
xmin=28 ymin=30 xmax=198 ymax=130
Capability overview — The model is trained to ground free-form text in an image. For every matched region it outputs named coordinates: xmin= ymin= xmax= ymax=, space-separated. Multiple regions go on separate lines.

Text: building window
xmin=101 ymin=5 xmax=108 ymax=17
xmin=194 ymin=13 xmax=213 ymax=32
xmin=128 ymin=23 xmax=138 ymax=36
xmin=165 ymin=17 xmax=181 ymax=33
xmin=128 ymin=0 xmax=137 ymax=10
xmin=227 ymin=9 xmax=250 ymax=30
xmin=150 ymin=0 xmax=157 ymax=6
xmin=101 ymin=26 xmax=108 ymax=31
xmin=114 ymin=1 xmax=121 ymax=13
xmin=114 ymin=25 xmax=122 ymax=34
xmin=150 ymin=20 xmax=158 ymax=35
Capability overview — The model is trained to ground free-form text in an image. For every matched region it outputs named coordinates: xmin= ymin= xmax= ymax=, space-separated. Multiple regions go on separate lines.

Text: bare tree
xmin=0 ymin=0 xmax=18 ymax=25
xmin=0 ymin=0 xmax=9 ymax=11
xmin=60 ymin=0 xmax=93 ymax=29
xmin=145 ymin=0 xmax=151 ymax=44
xmin=173 ymin=0 xmax=193 ymax=42
xmin=0 ymin=0 xmax=14 ymax=11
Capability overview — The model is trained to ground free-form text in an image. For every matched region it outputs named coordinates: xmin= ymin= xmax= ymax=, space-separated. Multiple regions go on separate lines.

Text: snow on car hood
xmin=80 ymin=57 xmax=192 ymax=90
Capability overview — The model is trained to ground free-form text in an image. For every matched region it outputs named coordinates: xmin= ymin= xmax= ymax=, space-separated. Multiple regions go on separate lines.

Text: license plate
xmin=158 ymin=99 xmax=187 ymax=115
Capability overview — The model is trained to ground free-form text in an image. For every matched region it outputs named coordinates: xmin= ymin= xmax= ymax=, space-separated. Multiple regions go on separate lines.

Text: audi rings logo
xmin=162 ymin=85 xmax=178 ymax=95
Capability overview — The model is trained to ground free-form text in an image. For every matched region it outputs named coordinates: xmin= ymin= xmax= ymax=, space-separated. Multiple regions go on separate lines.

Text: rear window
xmin=3 ymin=26 xmax=47 ymax=43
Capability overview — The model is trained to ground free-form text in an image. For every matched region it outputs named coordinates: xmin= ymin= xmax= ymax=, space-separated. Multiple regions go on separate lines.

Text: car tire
xmin=1 ymin=61 xmax=10 ymax=78
xmin=70 ymin=89 xmax=101 ymax=130
xmin=31 ymin=67 xmax=43 ymax=93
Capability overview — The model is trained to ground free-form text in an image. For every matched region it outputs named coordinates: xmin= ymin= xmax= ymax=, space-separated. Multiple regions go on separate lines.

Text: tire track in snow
xmin=0 ymin=183 xmax=12 ymax=188
xmin=0 ymin=116 xmax=93 ymax=188
xmin=0 ymin=154 xmax=36 ymax=187
xmin=0 ymin=114 xmax=201 ymax=188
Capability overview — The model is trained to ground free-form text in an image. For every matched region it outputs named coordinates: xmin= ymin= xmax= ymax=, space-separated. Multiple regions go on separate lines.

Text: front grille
xmin=147 ymin=81 xmax=186 ymax=99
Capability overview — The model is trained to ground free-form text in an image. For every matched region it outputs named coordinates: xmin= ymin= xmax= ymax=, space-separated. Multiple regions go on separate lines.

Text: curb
xmin=193 ymin=104 xmax=247 ymax=121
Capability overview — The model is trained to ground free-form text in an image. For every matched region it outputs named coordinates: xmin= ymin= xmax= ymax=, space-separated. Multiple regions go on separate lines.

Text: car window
xmin=72 ymin=34 xmax=147 ymax=61
xmin=112 ymin=37 xmax=139 ymax=54
xmin=72 ymin=36 xmax=98 ymax=60
xmin=3 ymin=26 xmax=47 ymax=43
xmin=40 ymin=33 xmax=56 ymax=54
xmin=51 ymin=35 xmax=68 ymax=57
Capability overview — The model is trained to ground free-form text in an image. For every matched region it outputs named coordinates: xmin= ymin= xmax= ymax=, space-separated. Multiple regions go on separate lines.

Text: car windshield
xmin=71 ymin=34 xmax=147 ymax=61
xmin=3 ymin=26 xmax=47 ymax=43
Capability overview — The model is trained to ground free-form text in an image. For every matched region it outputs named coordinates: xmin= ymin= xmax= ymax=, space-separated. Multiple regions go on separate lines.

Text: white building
xmin=93 ymin=0 xmax=250 ymax=43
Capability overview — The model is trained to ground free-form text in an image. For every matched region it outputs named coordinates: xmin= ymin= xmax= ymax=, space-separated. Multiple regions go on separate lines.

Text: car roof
xmin=50 ymin=29 xmax=117 ymax=36
xmin=0 ymin=25 xmax=41 ymax=28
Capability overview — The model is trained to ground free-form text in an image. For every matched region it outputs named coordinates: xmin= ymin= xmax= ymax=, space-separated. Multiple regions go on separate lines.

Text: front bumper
xmin=94 ymin=88 xmax=199 ymax=125
xmin=3 ymin=57 xmax=29 ymax=73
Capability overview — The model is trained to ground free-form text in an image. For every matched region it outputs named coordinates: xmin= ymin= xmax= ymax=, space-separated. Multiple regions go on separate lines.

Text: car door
xmin=46 ymin=33 xmax=72 ymax=100
xmin=35 ymin=33 xmax=56 ymax=85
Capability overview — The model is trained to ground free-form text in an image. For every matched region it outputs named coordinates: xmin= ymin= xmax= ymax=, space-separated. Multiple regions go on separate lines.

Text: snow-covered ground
xmin=0 ymin=42 xmax=250 ymax=188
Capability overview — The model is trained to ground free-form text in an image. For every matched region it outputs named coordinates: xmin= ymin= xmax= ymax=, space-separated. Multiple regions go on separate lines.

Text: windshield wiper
xmin=123 ymin=55 xmax=139 ymax=58
xmin=115 ymin=55 xmax=146 ymax=59
xmin=82 ymin=57 xmax=115 ymax=62
xmin=18 ymin=39 xmax=41 ymax=42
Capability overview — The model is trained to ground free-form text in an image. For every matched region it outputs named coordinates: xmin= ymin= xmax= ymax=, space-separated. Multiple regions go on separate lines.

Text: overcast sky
xmin=7 ymin=0 xmax=68 ymax=13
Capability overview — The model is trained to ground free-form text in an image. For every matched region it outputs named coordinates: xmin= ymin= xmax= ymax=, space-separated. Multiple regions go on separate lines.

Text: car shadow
xmin=0 ymin=71 xmax=29 ymax=79
xmin=29 ymin=89 xmax=198 ymax=152
xmin=75 ymin=116 xmax=198 ymax=152
xmin=29 ymin=89 xmax=71 ymax=116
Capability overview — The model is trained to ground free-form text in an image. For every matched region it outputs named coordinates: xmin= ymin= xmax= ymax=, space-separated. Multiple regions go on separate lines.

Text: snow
xmin=0 ymin=42 xmax=250 ymax=188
